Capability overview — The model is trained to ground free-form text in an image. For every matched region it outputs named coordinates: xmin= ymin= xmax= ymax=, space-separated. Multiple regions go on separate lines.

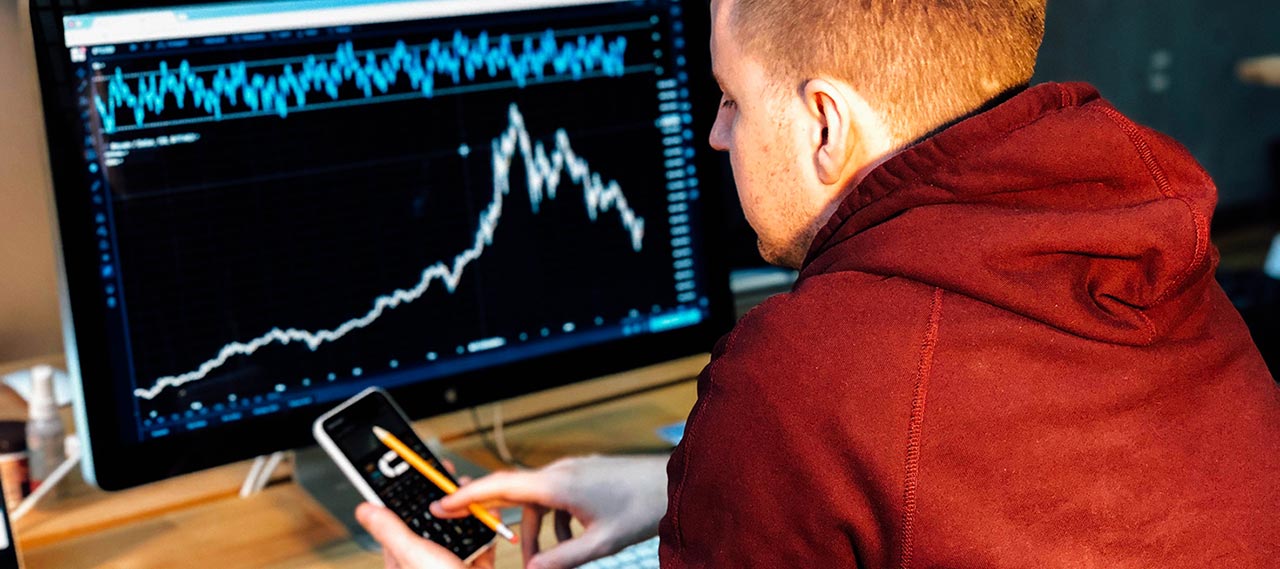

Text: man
xmin=357 ymin=0 xmax=1280 ymax=567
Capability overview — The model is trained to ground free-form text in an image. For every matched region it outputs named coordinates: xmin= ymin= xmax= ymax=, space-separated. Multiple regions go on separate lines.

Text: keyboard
xmin=576 ymin=536 xmax=660 ymax=568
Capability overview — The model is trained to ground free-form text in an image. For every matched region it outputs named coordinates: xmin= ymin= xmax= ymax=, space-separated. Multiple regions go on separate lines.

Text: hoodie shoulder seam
xmin=1089 ymin=105 xmax=1211 ymax=320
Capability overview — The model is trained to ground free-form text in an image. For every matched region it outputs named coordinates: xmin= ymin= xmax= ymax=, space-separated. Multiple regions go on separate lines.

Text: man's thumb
xmin=356 ymin=503 xmax=464 ymax=567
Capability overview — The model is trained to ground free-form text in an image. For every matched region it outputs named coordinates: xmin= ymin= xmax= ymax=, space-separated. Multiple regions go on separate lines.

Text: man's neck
xmin=901 ymin=83 xmax=1031 ymax=151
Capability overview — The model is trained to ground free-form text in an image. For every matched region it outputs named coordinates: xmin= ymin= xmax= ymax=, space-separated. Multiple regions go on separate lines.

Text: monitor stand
xmin=292 ymin=437 xmax=493 ymax=552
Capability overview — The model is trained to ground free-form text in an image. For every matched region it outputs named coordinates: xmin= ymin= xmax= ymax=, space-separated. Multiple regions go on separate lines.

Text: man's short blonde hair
xmin=731 ymin=0 xmax=1047 ymax=144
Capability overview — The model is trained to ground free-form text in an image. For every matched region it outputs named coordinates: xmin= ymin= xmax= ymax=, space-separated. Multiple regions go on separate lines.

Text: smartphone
xmin=314 ymin=387 xmax=496 ymax=563
xmin=0 ymin=488 xmax=22 ymax=569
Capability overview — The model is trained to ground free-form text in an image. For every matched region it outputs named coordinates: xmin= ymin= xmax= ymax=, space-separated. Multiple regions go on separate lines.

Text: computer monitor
xmin=30 ymin=0 xmax=732 ymax=490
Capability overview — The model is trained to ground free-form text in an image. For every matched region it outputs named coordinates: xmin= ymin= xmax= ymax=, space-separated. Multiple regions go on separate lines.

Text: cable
xmin=240 ymin=455 xmax=267 ymax=498
xmin=469 ymin=405 xmax=524 ymax=468
xmin=490 ymin=404 xmax=515 ymax=465
xmin=251 ymin=452 xmax=287 ymax=494
xmin=12 ymin=435 xmax=81 ymax=520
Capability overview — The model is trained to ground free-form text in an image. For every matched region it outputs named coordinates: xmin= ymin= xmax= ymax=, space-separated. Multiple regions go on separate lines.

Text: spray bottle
xmin=26 ymin=365 xmax=65 ymax=500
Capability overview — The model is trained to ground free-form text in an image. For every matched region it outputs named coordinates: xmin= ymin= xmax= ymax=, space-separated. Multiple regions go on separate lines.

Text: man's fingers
xmin=553 ymin=510 xmax=574 ymax=543
xmin=355 ymin=503 xmax=464 ymax=568
xmin=521 ymin=505 xmax=546 ymax=565
xmin=356 ymin=503 xmax=419 ymax=555
xmin=432 ymin=470 xmax=553 ymax=517
xmin=527 ymin=531 xmax=612 ymax=569
xmin=381 ymin=549 xmax=402 ymax=569
xmin=471 ymin=546 xmax=498 ymax=569
xmin=430 ymin=497 xmax=518 ymax=519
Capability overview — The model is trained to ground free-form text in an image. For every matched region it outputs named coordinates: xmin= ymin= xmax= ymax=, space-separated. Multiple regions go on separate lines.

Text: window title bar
xmin=64 ymin=0 xmax=629 ymax=47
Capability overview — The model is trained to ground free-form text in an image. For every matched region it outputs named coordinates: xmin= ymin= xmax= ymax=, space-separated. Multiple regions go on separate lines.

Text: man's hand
xmin=357 ymin=463 xmax=496 ymax=569
xmin=356 ymin=502 xmax=495 ymax=569
xmin=430 ymin=455 xmax=669 ymax=569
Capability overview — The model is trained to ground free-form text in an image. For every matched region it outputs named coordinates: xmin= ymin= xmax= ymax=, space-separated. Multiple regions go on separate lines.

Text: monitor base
xmin=292 ymin=437 xmax=496 ymax=552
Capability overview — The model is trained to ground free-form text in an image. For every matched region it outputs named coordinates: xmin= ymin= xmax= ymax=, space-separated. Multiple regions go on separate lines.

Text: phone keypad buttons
xmin=375 ymin=439 xmax=493 ymax=558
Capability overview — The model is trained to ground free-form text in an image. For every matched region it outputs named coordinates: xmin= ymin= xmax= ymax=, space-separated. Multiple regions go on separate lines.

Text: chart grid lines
xmin=133 ymin=102 xmax=646 ymax=400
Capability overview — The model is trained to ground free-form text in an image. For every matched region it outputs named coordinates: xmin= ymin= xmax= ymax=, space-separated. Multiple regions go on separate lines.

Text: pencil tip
xmin=372 ymin=426 xmax=388 ymax=438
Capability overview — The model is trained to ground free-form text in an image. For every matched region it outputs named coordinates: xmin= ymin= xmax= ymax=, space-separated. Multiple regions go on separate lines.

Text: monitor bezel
xmin=30 ymin=0 xmax=734 ymax=490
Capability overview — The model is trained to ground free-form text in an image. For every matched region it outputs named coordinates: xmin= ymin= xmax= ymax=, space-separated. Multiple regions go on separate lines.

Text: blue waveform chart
xmin=94 ymin=29 xmax=633 ymax=133
xmin=131 ymin=102 xmax=655 ymax=401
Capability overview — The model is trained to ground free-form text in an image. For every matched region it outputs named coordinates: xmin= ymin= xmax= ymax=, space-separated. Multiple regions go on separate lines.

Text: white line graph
xmin=134 ymin=102 xmax=645 ymax=400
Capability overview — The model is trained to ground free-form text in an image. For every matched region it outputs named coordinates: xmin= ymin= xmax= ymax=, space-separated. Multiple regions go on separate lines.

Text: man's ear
xmin=802 ymin=78 xmax=857 ymax=186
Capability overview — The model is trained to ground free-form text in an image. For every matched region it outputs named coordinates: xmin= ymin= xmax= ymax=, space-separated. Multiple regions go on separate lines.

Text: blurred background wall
xmin=1035 ymin=0 xmax=1280 ymax=215
xmin=0 ymin=0 xmax=62 ymax=363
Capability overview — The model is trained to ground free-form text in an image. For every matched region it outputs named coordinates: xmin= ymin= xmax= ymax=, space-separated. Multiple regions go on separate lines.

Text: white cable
xmin=491 ymin=404 xmax=515 ymax=465
xmin=12 ymin=435 xmax=82 ymax=521
xmin=240 ymin=455 xmax=267 ymax=498
xmin=251 ymin=452 xmax=286 ymax=494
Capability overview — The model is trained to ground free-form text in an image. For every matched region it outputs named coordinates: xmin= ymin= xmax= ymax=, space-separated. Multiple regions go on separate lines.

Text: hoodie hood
xmin=801 ymin=82 xmax=1219 ymax=346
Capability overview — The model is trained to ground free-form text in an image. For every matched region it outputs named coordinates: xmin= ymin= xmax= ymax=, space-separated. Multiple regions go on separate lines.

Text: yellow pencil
xmin=372 ymin=426 xmax=518 ymax=543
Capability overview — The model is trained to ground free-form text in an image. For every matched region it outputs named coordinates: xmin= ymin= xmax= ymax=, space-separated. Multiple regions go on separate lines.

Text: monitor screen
xmin=32 ymin=0 xmax=731 ymax=489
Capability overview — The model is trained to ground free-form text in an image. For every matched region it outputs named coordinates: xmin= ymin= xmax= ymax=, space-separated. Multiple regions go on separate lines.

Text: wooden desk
xmin=9 ymin=355 xmax=706 ymax=568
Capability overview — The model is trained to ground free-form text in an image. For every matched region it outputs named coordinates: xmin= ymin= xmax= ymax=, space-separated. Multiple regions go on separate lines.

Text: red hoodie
xmin=659 ymin=82 xmax=1280 ymax=567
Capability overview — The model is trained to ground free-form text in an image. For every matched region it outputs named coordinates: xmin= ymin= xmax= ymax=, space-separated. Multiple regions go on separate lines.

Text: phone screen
xmin=321 ymin=390 xmax=495 ymax=561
